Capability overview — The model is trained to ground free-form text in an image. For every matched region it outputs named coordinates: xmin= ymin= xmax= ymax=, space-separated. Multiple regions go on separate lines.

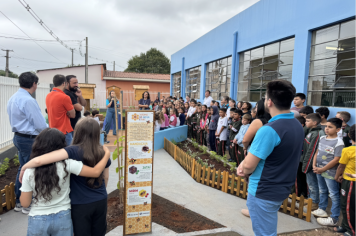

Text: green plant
xmin=171 ymin=138 xmax=177 ymax=145
xmin=208 ymin=164 xmax=215 ymax=168
xmin=192 ymin=141 xmax=199 ymax=149
xmin=196 ymin=157 xmax=204 ymax=165
xmin=190 ymin=152 xmax=200 ymax=159
xmin=113 ymin=135 xmax=126 ymax=190
xmin=13 ymin=155 xmax=20 ymax=166
xmin=230 ymin=162 xmax=237 ymax=172
xmin=191 ymin=138 xmax=196 ymax=142
xmin=0 ymin=158 xmax=10 ymax=176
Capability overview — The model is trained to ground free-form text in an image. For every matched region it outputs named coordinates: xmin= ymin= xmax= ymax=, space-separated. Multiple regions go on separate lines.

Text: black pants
xmin=71 ymin=198 xmax=107 ymax=236
xmin=296 ymin=162 xmax=308 ymax=197
xmin=237 ymin=146 xmax=245 ymax=164
xmin=340 ymin=179 xmax=355 ymax=235
xmin=217 ymin=139 xmax=226 ymax=156
xmin=209 ymin=130 xmax=216 ymax=152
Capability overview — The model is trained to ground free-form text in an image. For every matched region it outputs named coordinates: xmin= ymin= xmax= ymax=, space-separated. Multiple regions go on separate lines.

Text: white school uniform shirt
xmin=154 ymin=120 xmax=161 ymax=132
xmin=217 ymin=116 xmax=228 ymax=141
xmin=187 ymin=106 xmax=196 ymax=117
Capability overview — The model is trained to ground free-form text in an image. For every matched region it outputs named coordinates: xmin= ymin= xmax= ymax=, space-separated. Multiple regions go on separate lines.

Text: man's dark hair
xmin=349 ymin=124 xmax=355 ymax=142
xmin=306 ymin=113 xmax=321 ymax=124
xmin=295 ymin=93 xmax=306 ymax=100
xmin=299 ymin=106 xmax=314 ymax=115
xmin=65 ymin=75 xmax=76 ymax=83
xmin=243 ymin=102 xmax=252 ymax=111
xmin=266 ymin=80 xmax=296 ymax=110
xmin=315 ymin=107 xmax=330 ymax=119
xmin=92 ymin=110 xmax=99 ymax=116
xmin=19 ymin=72 xmax=39 ymax=89
xmin=222 ymin=96 xmax=229 ymax=103
xmin=234 ymin=109 xmax=243 ymax=116
xmin=230 ymin=108 xmax=237 ymax=113
xmin=327 ymin=118 xmax=343 ymax=129
xmin=296 ymin=116 xmax=306 ymax=126
xmin=206 ymin=90 xmax=211 ymax=94
xmin=53 ymin=74 xmax=66 ymax=87
xmin=211 ymin=100 xmax=216 ymax=104
xmin=84 ymin=111 xmax=91 ymax=117
xmin=219 ymin=108 xmax=227 ymax=113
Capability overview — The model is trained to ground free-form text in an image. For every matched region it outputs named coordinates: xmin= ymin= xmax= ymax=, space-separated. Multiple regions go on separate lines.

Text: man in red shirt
xmin=46 ymin=74 xmax=75 ymax=145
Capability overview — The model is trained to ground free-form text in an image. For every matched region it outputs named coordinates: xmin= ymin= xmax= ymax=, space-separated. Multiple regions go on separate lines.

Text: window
xmin=307 ymin=19 xmax=355 ymax=108
xmin=185 ymin=66 xmax=201 ymax=100
xmin=172 ymin=72 xmax=181 ymax=98
xmin=237 ymin=38 xmax=295 ymax=102
xmin=205 ymin=56 xmax=232 ymax=100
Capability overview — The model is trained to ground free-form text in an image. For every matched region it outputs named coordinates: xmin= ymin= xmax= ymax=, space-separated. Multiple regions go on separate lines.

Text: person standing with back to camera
xmin=104 ymin=90 xmax=120 ymax=136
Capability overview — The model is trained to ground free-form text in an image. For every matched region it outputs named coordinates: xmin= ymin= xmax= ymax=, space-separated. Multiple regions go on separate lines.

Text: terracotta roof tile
xmin=104 ymin=70 xmax=170 ymax=80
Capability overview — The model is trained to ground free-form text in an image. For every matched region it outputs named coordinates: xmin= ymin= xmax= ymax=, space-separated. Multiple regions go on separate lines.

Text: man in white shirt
xmin=203 ymin=90 xmax=213 ymax=107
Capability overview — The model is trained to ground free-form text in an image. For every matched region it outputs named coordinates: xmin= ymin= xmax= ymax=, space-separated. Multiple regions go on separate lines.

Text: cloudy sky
xmin=0 ymin=0 xmax=259 ymax=75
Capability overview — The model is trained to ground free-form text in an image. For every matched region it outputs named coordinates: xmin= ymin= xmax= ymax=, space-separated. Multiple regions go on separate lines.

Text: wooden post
xmin=174 ymin=145 xmax=177 ymax=161
xmin=5 ymin=185 xmax=11 ymax=210
xmin=211 ymin=168 xmax=216 ymax=188
xmin=10 ymin=182 xmax=15 ymax=208
xmin=191 ymin=159 xmax=195 ymax=178
xmin=0 ymin=189 xmax=3 ymax=213
xmin=282 ymin=199 xmax=288 ymax=213
xmin=223 ymin=172 xmax=228 ymax=193
xmin=306 ymin=198 xmax=312 ymax=222
xmin=230 ymin=174 xmax=235 ymax=194
xmin=217 ymin=170 xmax=221 ymax=190
xmin=206 ymin=167 xmax=211 ymax=185
xmin=290 ymin=193 xmax=296 ymax=216
xmin=236 ymin=176 xmax=241 ymax=197
xmin=201 ymin=166 xmax=206 ymax=184
xmin=298 ymin=195 xmax=305 ymax=219
xmin=242 ymin=179 xmax=247 ymax=198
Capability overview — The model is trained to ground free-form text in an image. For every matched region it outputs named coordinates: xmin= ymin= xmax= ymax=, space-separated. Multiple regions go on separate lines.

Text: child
xmin=211 ymin=100 xmax=216 ymax=107
xmin=228 ymin=109 xmax=242 ymax=163
xmin=167 ymin=101 xmax=173 ymax=114
xmin=169 ymin=109 xmax=177 ymax=128
xmin=161 ymin=107 xmax=169 ymax=130
xmin=312 ymin=118 xmax=344 ymax=226
xmin=19 ymin=127 xmax=111 ymax=236
xmin=237 ymin=101 xmax=243 ymax=110
xmin=187 ymin=100 xmax=197 ymax=139
xmin=205 ymin=107 xmax=212 ymax=149
xmin=178 ymin=108 xmax=186 ymax=126
xmin=214 ymin=101 xmax=220 ymax=107
xmin=226 ymin=99 xmax=236 ymax=118
xmin=233 ymin=114 xmax=252 ymax=164
xmin=221 ymin=96 xmax=229 ymax=109
xmin=291 ymin=93 xmax=306 ymax=112
xmin=208 ymin=106 xmax=219 ymax=152
xmin=301 ymin=113 xmax=322 ymax=210
xmin=184 ymin=102 xmax=190 ymax=117
xmin=299 ymin=105 xmax=314 ymax=119
xmin=315 ymin=107 xmax=329 ymax=132
xmin=251 ymin=107 xmax=257 ymax=120
xmin=336 ymin=111 xmax=352 ymax=147
xmin=84 ymin=111 xmax=91 ymax=117
xmin=241 ymin=102 xmax=252 ymax=115
xmin=194 ymin=106 xmax=202 ymax=142
xmin=216 ymin=108 xmax=228 ymax=156
xmin=199 ymin=105 xmax=208 ymax=145
xmin=296 ymin=116 xmax=306 ymax=127
xmin=334 ymin=124 xmax=355 ymax=235
xmin=92 ymin=110 xmax=100 ymax=125
xmin=155 ymin=112 xmax=164 ymax=132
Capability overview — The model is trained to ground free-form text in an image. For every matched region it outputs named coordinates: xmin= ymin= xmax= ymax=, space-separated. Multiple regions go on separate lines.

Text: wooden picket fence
xmin=0 ymin=182 xmax=16 ymax=213
xmin=164 ymin=138 xmax=313 ymax=222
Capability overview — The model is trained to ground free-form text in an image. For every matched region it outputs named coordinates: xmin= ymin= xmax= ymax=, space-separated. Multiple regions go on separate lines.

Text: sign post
xmin=123 ymin=110 xmax=154 ymax=235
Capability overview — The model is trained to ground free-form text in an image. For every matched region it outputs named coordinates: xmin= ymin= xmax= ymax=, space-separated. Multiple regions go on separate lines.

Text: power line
xmin=11 ymin=56 xmax=67 ymax=64
xmin=0 ymin=35 xmax=82 ymax=42
xmin=0 ymin=11 xmax=64 ymax=63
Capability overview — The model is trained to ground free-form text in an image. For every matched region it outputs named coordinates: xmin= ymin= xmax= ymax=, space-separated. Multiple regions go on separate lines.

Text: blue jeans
xmin=13 ymin=135 xmax=35 ymax=204
xmin=306 ymin=171 xmax=319 ymax=204
xmin=65 ymin=132 xmax=73 ymax=146
xmin=27 ymin=209 xmax=73 ymax=236
xmin=247 ymin=193 xmax=284 ymax=236
xmin=316 ymin=174 xmax=340 ymax=220
xmin=104 ymin=108 xmax=116 ymax=135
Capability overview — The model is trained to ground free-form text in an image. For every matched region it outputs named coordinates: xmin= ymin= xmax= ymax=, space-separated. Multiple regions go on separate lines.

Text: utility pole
xmin=1 ymin=49 xmax=13 ymax=77
xmin=70 ymin=48 xmax=74 ymax=67
xmin=85 ymin=37 xmax=88 ymax=83
xmin=113 ymin=61 xmax=115 ymax=71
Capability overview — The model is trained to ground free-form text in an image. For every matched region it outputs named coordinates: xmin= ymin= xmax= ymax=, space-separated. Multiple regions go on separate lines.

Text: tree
xmin=125 ymin=48 xmax=170 ymax=74
xmin=0 ymin=70 xmax=18 ymax=78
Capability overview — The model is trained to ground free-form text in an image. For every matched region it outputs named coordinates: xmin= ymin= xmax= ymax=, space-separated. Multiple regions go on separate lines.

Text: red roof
xmin=104 ymin=70 xmax=170 ymax=81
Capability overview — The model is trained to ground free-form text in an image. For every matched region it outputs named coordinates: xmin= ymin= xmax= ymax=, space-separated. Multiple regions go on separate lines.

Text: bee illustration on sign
xmin=128 ymin=225 xmax=132 ymax=229
xmin=137 ymin=218 xmax=140 ymax=222
xmin=129 ymin=181 xmax=136 ymax=186
xmin=129 ymin=158 xmax=136 ymax=164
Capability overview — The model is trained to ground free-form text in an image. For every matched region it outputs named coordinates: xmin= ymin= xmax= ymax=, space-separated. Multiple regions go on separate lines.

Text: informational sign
xmin=124 ymin=110 xmax=154 ymax=235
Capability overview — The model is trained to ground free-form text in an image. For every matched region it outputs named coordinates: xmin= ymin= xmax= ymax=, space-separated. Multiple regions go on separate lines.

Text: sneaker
xmin=22 ymin=206 xmax=31 ymax=215
xmin=241 ymin=209 xmax=250 ymax=218
xmin=317 ymin=217 xmax=338 ymax=226
xmin=228 ymin=159 xmax=233 ymax=162
xmin=105 ymin=141 xmax=110 ymax=144
xmin=14 ymin=203 xmax=22 ymax=212
xmin=312 ymin=208 xmax=328 ymax=217
xmin=311 ymin=203 xmax=319 ymax=211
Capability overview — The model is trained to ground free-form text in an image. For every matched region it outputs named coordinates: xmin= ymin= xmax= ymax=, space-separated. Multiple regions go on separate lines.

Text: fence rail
xmin=164 ymin=138 xmax=313 ymax=222
xmin=0 ymin=182 xmax=16 ymax=213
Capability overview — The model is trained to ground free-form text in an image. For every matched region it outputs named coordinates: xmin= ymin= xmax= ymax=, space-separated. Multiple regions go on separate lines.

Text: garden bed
xmin=106 ymin=189 xmax=224 ymax=234
xmin=0 ymin=157 xmax=19 ymax=214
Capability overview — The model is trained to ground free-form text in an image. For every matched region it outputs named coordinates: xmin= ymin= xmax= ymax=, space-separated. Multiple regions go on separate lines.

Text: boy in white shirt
xmin=187 ymin=100 xmax=197 ymax=139
xmin=216 ymin=108 xmax=228 ymax=156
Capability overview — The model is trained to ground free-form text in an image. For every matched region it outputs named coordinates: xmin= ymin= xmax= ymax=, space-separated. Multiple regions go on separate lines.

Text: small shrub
xmin=0 ymin=158 xmax=10 ymax=176
xmin=230 ymin=162 xmax=237 ymax=172
xmin=171 ymin=138 xmax=177 ymax=145
xmin=13 ymin=155 xmax=20 ymax=166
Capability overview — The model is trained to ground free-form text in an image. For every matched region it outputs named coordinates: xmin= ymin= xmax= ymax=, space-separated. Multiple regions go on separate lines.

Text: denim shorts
xmin=27 ymin=209 xmax=73 ymax=236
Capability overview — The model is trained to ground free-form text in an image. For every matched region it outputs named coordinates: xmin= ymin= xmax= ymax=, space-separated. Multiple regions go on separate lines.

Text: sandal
xmin=334 ymin=226 xmax=346 ymax=233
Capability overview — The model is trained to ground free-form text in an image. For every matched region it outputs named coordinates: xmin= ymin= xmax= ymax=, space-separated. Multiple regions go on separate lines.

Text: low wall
xmin=154 ymin=125 xmax=187 ymax=151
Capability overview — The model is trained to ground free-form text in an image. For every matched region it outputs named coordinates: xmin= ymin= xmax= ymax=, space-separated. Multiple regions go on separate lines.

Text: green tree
xmin=125 ymin=48 xmax=170 ymax=74
xmin=0 ymin=70 xmax=18 ymax=78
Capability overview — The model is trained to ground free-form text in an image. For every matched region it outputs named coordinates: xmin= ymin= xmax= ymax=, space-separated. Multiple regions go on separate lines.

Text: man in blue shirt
xmin=7 ymin=72 xmax=47 ymax=214
xmin=237 ymin=80 xmax=304 ymax=236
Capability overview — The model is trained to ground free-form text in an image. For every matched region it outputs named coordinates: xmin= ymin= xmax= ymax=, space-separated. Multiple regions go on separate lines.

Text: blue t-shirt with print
xmin=64 ymin=145 xmax=111 ymax=205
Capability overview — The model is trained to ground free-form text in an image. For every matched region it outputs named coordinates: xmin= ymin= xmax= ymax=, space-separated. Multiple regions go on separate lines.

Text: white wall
xmin=36 ymin=65 xmax=107 ymax=108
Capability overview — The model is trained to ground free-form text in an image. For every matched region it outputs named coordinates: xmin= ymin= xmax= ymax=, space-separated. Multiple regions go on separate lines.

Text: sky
xmin=0 ymin=0 xmax=259 ymax=75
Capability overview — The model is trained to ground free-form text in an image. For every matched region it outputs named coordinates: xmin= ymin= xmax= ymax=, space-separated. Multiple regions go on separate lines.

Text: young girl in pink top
xmin=161 ymin=107 xmax=169 ymax=130
xmin=169 ymin=108 xmax=177 ymax=127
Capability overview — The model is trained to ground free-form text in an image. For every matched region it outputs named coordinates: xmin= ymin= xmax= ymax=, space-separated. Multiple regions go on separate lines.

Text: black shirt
xmin=64 ymin=89 xmax=81 ymax=129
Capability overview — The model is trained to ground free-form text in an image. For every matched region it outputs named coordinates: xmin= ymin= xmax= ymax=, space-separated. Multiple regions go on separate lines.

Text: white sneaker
xmin=14 ymin=203 xmax=22 ymax=212
xmin=312 ymin=208 xmax=328 ymax=217
xmin=22 ymin=206 xmax=31 ymax=215
xmin=317 ymin=217 xmax=338 ymax=226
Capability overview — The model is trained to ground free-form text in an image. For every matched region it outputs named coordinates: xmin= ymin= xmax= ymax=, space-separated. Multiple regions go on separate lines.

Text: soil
xmin=178 ymin=140 xmax=234 ymax=175
xmin=106 ymin=189 xmax=225 ymax=234
xmin=0 ymin=159 xmax=19 ymax=214
xmin=278 ymin=228 xmax=341 ymax=236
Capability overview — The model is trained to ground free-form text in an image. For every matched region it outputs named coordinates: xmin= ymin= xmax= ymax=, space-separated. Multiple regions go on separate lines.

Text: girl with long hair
xmin=184 ymin=102 xmax=190 ymax=117
xmin=160 ymin=107 xmax=169 ymax=130
xmin=20 ymin=118 xmax=112 ymax=235
xmin=19 ymin=127 xmax=110 ymax=236
xmin=241 ymin=102 xmax=252 ymax=115
xmin=237 ymin=101 xmax=243 ymax=110
xmin=169 ymin=108 xmax=177 ymax=127
xmin=104 ymin=90 xmax=120 ymax=136
xmin=155 ymin=112 xmax=165 ymax=132
xmin=138 ymin=91 xmax=151 ymax=110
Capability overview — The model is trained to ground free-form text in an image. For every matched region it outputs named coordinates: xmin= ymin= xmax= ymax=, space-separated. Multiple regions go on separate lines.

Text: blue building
xmin=170 ymin=0 xmax=355 ymax=123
